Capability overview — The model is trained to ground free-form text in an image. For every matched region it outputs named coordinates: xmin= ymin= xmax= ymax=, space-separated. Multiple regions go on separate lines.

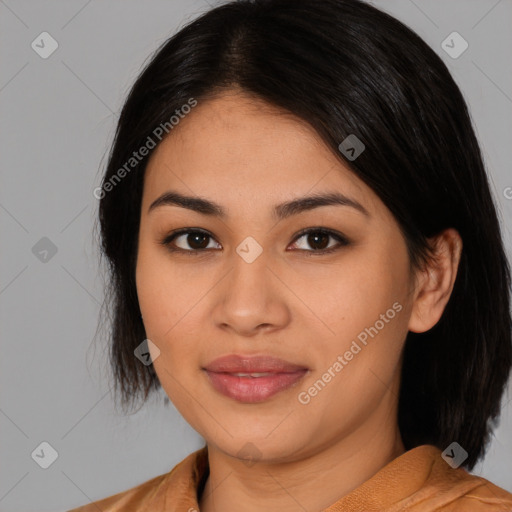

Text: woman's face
xmin=136 ymin=90 xmax=415 ymax=463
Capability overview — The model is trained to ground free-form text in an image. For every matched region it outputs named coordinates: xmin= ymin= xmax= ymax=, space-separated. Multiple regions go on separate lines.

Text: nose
xmin=211 ymin=244 xmax=291 ymax=337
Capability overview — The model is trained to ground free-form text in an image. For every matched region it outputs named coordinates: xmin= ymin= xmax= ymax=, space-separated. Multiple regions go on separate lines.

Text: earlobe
xmin=408 ymin=229 xmax=462 ymax=334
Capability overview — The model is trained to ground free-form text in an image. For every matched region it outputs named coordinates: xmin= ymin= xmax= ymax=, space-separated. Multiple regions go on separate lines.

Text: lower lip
xmin=204 ymin=370 xmax=308 ymax=403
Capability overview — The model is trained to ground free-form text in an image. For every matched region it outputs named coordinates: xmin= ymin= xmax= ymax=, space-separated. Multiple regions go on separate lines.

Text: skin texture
xmin=135 ymin=90 xmax=462 ymax=512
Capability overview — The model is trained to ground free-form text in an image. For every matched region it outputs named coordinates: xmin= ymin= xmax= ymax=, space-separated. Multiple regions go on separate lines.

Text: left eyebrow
xmin=273 ymin=192 xmax=370 ymax=220
xmin=148 ymin=190 xmax=370 ymax=219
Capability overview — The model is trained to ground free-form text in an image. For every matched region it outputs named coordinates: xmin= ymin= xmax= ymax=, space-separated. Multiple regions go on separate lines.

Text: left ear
xmin=408 ymin=228 xmax=463 ymax=333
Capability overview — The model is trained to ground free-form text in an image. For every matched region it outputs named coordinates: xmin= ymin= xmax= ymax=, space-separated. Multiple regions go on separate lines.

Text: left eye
xmin=290 ymin=228 xmax=349 ymax=254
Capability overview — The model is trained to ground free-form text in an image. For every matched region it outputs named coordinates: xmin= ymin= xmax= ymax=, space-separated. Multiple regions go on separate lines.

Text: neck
xmin=199 ymin=387 xmax=405 ymax=512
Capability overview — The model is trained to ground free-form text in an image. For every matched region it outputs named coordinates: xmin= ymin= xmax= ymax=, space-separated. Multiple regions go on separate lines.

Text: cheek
xmin=136 ymin=247 xmax=172 ymax=338
xmin=135 ymin=240 xmax=210 ymax=392
xmin=302 ymin=237 xmax=410 ymax=378
xmin=309 ymin=248 xmax=408 ymax=334
xmin=136 ymin=241 xmax=200 ymax=341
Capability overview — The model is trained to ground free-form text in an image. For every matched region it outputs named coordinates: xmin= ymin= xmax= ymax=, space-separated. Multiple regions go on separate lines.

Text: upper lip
xmin=203 ymin=354 xmax=308 ymax=373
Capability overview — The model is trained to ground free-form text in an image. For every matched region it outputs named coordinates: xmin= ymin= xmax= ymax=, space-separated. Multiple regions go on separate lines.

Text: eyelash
xmin=159 ymin=227 xmax=350 ymax=257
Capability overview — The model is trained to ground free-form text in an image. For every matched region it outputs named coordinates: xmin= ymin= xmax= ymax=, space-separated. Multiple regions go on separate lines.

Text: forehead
xmin=142 ymin=91 xmax=374 ymax=213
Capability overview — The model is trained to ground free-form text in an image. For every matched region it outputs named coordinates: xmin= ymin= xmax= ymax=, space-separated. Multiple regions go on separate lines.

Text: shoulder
xmin=66 ymin=447 xmax=207 ymax=512
xmin=446 ymin=476 xmax=512 ymax=511
xmin=422 ymin=453 xmax=512 ymax=512
xmin=375 ymin=445 xmax=512 ymax=512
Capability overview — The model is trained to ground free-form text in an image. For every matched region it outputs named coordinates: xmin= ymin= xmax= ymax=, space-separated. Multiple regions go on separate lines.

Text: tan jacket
xmin=67 ymin=444 xmax=512 ymax=511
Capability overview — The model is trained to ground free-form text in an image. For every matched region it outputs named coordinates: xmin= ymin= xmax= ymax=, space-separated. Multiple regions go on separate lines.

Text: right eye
xmin=159 ymin=228 xmax=222 ymax=254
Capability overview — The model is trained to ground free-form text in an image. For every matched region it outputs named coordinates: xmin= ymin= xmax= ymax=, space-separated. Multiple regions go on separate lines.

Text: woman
xmin=69 ymin=0 xmax=512 ymax=510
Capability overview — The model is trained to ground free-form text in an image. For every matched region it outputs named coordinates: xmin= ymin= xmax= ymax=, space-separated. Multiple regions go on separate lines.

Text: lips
xmin=203 ymin=355 xmax=309 ymax=403
xmin=204 ymin=354 xmax=307 ymax=373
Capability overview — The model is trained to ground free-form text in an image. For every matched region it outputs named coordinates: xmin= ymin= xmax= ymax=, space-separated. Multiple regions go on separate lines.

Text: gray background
xmin=0 ymin=1 xmax=511 ymax=510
